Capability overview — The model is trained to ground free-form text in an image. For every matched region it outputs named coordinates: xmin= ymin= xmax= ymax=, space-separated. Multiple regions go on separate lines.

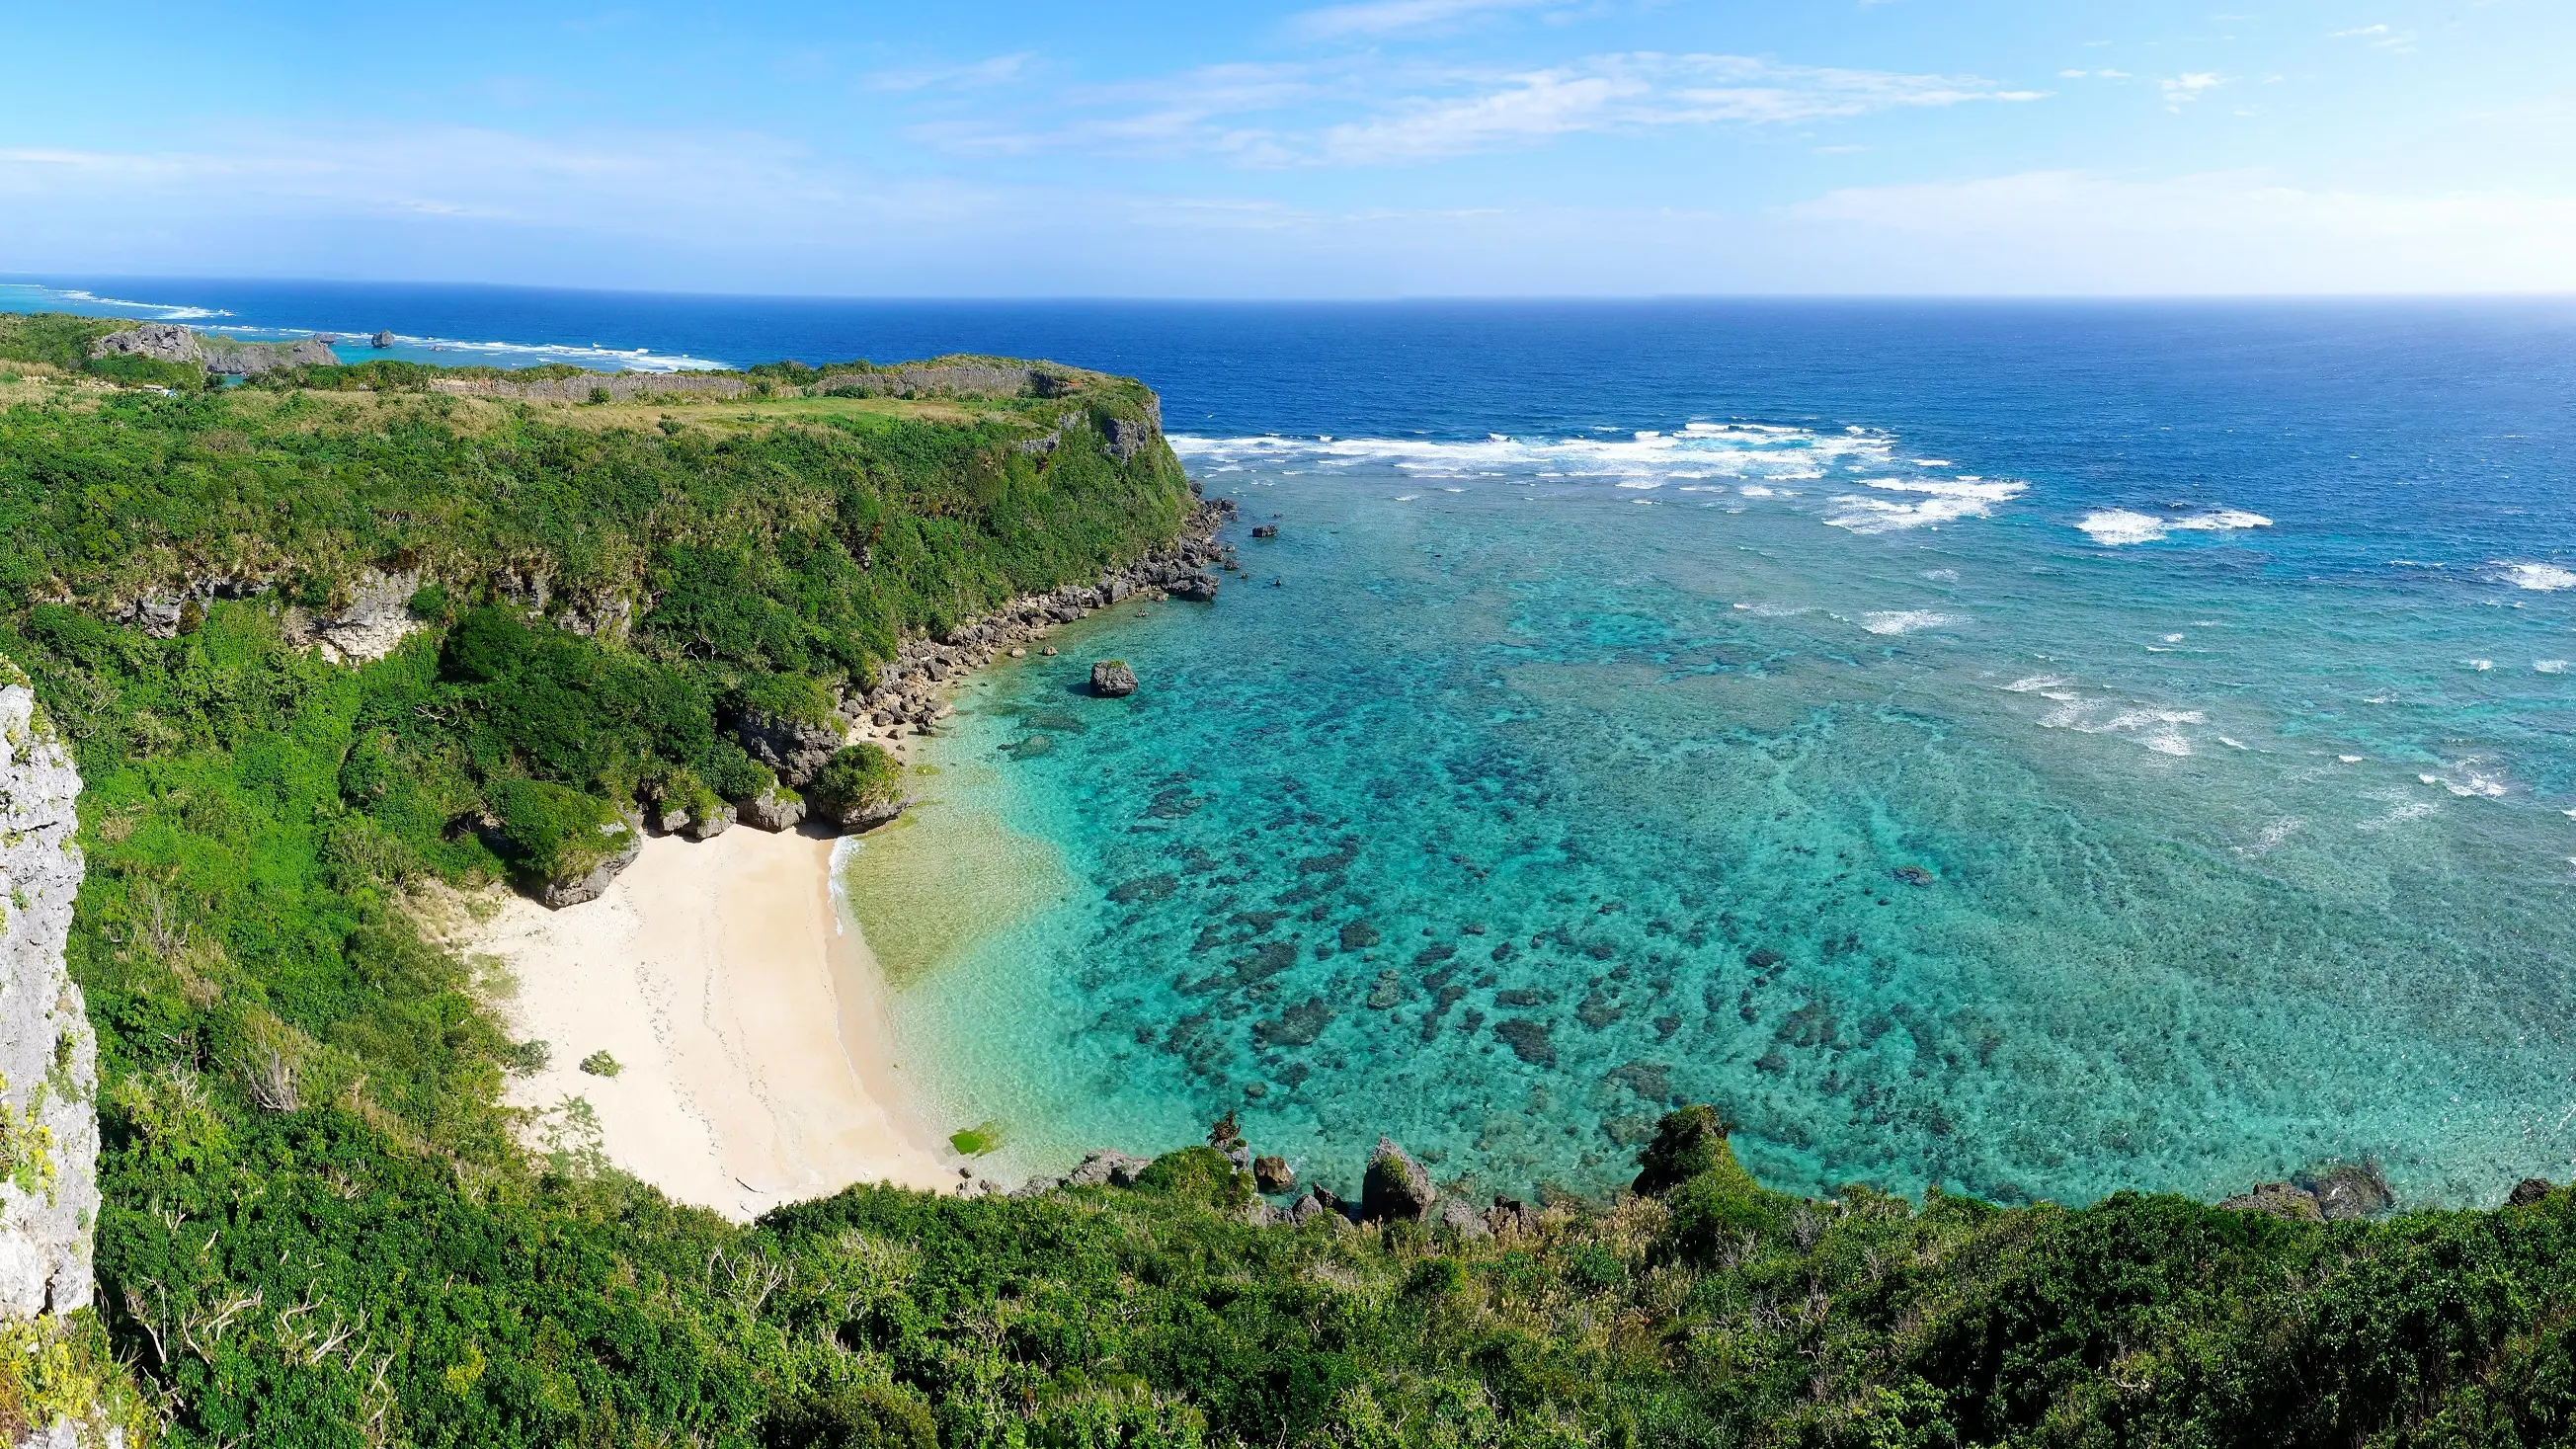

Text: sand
xmin=471 ymin=827 xmax=959 ymax=1220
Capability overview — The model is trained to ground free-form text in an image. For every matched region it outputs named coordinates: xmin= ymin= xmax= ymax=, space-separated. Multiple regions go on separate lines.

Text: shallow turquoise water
xmin=874 ymin=415 xmax=2576 ymax=1210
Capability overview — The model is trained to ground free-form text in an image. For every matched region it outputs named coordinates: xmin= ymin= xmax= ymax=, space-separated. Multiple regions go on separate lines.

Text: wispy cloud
xmin=921 ymin=51 xmax=2047 ymax=167
xmin=2331 ymin=24 xmax=2418 ymax=53
xmin=1287 ymin=0 xmax=1551 ymax=41
xmin=864 ymin=52 xmax=1037 ymax=92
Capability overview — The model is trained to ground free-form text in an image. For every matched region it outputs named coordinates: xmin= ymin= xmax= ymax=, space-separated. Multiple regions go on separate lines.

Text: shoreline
xmin=467 ymin=499 xmax=1243 ymax=1211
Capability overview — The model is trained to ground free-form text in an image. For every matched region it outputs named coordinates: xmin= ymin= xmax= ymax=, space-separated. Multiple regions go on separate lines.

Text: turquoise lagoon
xmin=859 ymin=409 xmax=2576 ymax=1210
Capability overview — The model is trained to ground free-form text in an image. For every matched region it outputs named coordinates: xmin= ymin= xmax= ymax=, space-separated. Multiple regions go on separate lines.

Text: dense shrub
xmin=805 ymin=744 xmax=902 ymax=818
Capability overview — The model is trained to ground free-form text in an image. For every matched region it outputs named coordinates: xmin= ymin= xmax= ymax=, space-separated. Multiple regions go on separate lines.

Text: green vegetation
xmin=5 ymin=324 xmax=2575 ymax=1445
xmin=578 ymin=1050 xmax=622 ymax=1079
xmin=808 ymin=744 xmax=904 ymax=820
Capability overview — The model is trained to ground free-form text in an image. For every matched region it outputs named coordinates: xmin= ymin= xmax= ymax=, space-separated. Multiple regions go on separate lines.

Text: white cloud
xmin=1288 ymin=0 xmax=1550 ymax=40
xmin=2160 ymin=72 xmax=2224 ymax=109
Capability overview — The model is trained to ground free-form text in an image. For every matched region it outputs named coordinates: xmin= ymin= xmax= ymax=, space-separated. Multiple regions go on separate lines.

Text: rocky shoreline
xmin=834 ymin=495 xmax=1239 ymax=755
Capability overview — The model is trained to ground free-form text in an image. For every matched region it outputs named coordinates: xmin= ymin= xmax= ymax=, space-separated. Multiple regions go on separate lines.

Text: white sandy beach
xmin=471 ymin=827 xmax=957 ymax=1220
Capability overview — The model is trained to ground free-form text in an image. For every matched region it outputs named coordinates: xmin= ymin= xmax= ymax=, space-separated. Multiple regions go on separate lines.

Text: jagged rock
xmin=1091 ymin=661 xmax=1138 ymax=697
xmin=2509 ymin=1177 xmax=2555 ymax=1207
xmin=1221 ymin=1139 xmax=1252 ymax=1171
xmin=1361 ymin=1137 xmax=1435 ymax=1223
xmin=1437 ymin=1200 xmax=1489 ymax=1241
xmin=737 ymin=782 xmax=806 ymax=833
xmin=1292 ymin=1186 xmax=1357 ymax=1226
xmin=1250 ymin=524 xmax=1278 ymax=539
xmin=536 ymin=815 xmax=643 ymax=910
xmin=1168 ymin=572 xmax=1220 ymax=604
xmin=0 ymin=674 xmax=100 ymax=1321
xmin=88 ymin=322 xmax=200 ymax=364
xmin=1253 ymin=1156 xmax=1296 ymax=1193
xmin=683 ymin=802 xmax=735 ymax=842
xmin=307 ymin=568 xmax=423 ymax=664
xmin=93 ymin=323 xmax=338 ymax=376
xmin=371 ymin=330 xmax=394 ymax=349
xmin=1063 ymin=1150 xmax=1152 ymax=1189
xmin=735 ymin=710 xmax=844 ymax=787
xmin=2218 ymin=1181 xmax=2325 ymax=1223
xmin=1486 ymin=1198 xmax=1541 ymax=1238
xmin=1103 ymin=417 xmax=1155 ymax=460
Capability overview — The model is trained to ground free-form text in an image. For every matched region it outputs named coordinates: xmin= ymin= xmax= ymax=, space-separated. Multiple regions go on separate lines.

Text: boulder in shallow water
xmin=2509 ymin=1177 xmax=2555 ymax=1207
xmin=1091 ymin=660 xmax=1138 ymax=697
xmin=1253 ymin=1156 xmax=1296 ymax=1193
xmin=371 ymin=330 xmax=394 ymax=349
xmin=1168 ymin=572 xmax=1220 ymax=603
xmin=1361 ymin=1137 xmax=1435 ymax=1223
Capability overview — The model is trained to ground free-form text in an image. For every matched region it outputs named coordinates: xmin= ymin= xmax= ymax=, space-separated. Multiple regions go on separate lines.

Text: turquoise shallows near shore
xmin=849 ymin=420 xmax=2576 ymax=1211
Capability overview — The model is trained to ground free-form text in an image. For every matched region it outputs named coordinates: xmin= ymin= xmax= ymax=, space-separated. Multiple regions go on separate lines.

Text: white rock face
xmin=0 ymin=681 xmax=97 ymax=1320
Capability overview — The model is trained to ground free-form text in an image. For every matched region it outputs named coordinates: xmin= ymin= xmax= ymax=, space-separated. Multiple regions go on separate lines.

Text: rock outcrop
xmin=534 ymin=815 xmax=642 ymax=910
xmin=737 ymin=781 xmax=807 ymax=833
xmin=1361 ymin=1138 xmax=1435 ymax=1224
xmin=735 ymin=710 xmax=843 ymax=787
xmin=831 ymin=500 xmax=1236 ymax=743
xmin=0 ymin=671 xmax=99 ymax=1323
xmin=88 ymin=323 xmax=338 ymax=376
xmin=295 ymin=568 xmax=423 ymax=664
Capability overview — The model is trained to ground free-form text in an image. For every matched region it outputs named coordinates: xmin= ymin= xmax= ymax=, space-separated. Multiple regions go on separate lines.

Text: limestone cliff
xmin=0 ymin=672 xmax=95 ymax=1322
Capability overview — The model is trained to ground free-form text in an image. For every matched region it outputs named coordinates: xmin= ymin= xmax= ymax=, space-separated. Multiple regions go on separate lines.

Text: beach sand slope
xmin=475 ymin=828 xmax=955 ymax=1220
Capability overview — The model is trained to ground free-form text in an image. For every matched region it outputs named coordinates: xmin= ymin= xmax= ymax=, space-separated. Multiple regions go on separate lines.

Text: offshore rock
xmin=0 ymin=672 xmax=100 ymax=1320
xmin=1091 ymin=661 xmax=1138 ymax=697
xmin=2509 ymin=1178 xmax=2555 ymax=1207
xmin=1361 ymin=1137 xmax=1435 ymax=1224
xmin=1167 ymin=572 xmax=1220 ymax=604
xmin=735 ymin=710 xmax=843 ymax=787
xmin=370 ymin=330 xmax=394 ymax=349
xmin=1253 ymin=1156 xmax=1296 ymax=1193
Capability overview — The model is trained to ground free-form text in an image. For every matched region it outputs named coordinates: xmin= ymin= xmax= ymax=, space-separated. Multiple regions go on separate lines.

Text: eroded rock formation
xmin=0 ymin=671 xmax=99 ymax=1320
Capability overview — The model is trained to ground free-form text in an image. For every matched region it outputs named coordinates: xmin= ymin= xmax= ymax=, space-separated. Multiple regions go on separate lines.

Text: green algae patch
xmin=948 ymin=1120 xmax=1005 ymax=1156
xmin=840 ymin=790 xmax=1069 ymax=987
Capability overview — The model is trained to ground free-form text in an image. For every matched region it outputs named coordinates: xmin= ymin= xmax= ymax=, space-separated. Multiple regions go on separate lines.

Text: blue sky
xmin=2 ymin=1 xmax=2570 ymax=295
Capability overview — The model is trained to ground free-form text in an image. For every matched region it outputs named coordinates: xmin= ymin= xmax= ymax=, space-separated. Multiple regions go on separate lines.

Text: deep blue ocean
xmin=16 ymin=277 xmax=2576 ymax=1207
